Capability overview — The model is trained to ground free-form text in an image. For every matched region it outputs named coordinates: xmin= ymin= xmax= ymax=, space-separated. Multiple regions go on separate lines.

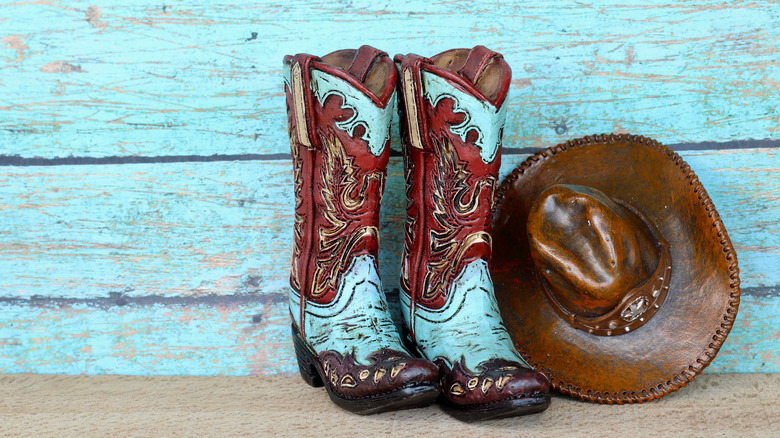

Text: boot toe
xmin=502 ymin=367 xmax=550 ymax=398
xmin=317 ymin=349 xmax=440 ymax=414
xmin=437 ymin=358 xmax=551 ymax=422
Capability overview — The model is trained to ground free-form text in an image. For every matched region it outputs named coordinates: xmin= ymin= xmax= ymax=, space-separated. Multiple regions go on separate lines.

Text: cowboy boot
xmin=395 ymin=46 xmax=551 ymax=421
xmin=283 ymin=46 xmax=440 ymax=415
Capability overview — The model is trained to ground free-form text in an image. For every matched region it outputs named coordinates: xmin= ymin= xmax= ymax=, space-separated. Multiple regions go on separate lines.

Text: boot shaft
xmin=396 ymin=47 xmax=512 ymax=310
xmin=284 ymin=46 xmax=397 ymax=305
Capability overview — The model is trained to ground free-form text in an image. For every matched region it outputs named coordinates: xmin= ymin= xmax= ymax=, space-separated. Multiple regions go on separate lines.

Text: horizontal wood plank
xmin=0 ymin=300 xmax=294 ymax=376
xmin=1 ymin=294 xmax=776 ymax=375
xmin=0 ymin=1 xmax=777 ymax=158
xmin=1 ymin=149 xmax=777 ymax=299
xmin=0 ymin=160 xmax=293 ymax=298
xmin=673 ymin=148 xmax=780 ymax=288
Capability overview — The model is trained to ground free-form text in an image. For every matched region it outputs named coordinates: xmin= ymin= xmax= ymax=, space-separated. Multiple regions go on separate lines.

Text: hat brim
xmin=491 ymin=134 xmax=740 ymax=404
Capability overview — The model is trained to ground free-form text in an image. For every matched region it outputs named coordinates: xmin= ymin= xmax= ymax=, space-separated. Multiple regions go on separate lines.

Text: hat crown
xmin=527 ymin=184 xmax=664 ymax=321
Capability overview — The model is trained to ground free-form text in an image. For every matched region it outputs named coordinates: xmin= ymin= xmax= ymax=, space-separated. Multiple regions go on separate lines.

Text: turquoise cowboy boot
xmin=283 ymin=46 xmax=439 ymax=414
xmin=395 ymin=46 xmax=551 ymax=421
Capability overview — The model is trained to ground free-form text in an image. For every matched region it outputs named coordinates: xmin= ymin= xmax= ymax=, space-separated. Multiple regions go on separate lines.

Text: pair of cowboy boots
xmin=283 ymin=45 xmax=550 ymax=421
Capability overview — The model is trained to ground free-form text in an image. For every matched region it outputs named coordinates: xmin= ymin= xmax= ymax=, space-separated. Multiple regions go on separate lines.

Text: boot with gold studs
xmin=283 ymin=46 xmax=440 ymax=414
xmin=394 ymin=46 xmax=551 ymax=421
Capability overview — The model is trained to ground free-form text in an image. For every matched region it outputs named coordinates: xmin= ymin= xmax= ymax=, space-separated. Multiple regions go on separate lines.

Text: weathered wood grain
xmin=1 ymin=293 xmax=776 ymax=375
xmin=681 ymin=148 xmax=780 ymax=289
xmin=0 ymin=160 xmax=293 ymax=298
xmin=1 ymin=1 xmax=778 ymax=158
xmin=0 ymin=1 xmax=778 ymax=377
xmin=0 ymin=300 xmax=294 ymax=376
xmin=1 ymin=150 xmax=777 ymax=299
xmin=0 ymin=374 xmax=777 ymax=437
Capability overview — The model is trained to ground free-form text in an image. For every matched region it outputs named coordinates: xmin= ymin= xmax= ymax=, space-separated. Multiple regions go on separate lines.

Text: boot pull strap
xmin=397 ymin=54 xmax=434 ymax=153
xmin=347 ymin=45 xmax=386 ymax=83
xmin=456 ymin=45 xmax=502 ymax=85
xmin=396 ymin=53 xmax=438 ymax=343
xmin=288 ymin=53 xmax=322 ymax=150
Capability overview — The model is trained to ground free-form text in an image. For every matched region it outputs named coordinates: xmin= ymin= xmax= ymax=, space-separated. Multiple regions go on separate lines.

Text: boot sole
xmin=292 ymin=324 xmax=440 ymax=415
xmin=439 ymin=393 xmax=551 ymax=422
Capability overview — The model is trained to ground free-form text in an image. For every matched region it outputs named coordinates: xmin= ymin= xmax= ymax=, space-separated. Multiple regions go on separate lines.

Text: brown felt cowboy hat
xmin=491 ymin=134 xmax=741 ymax=404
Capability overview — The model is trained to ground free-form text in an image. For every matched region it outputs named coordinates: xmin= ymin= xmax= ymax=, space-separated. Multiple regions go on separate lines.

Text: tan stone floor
xmin=0 ymin=373 xmax=777 ymax=437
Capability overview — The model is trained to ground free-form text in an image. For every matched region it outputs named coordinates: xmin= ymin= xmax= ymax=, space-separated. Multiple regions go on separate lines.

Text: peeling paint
xmin=85 ymin=5 xmax=108 ymax=32
xmin=2 ymin=35 xmax=27 ymax=63
xmin=40 ymin=61 xmax=85 ymax=74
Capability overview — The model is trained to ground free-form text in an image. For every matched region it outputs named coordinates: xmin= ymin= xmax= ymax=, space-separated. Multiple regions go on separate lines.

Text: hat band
xmin=539 ymin=239 xmax=672 ymax=337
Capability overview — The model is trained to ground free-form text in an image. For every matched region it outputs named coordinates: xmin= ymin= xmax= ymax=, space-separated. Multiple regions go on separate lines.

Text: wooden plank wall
xmin=0 ymin=1 xmax=778 ymax=376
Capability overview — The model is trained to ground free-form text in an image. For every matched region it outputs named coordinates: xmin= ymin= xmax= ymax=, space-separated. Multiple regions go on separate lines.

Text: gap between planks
xmin=0 ymin=138 xmax=778 ymax=167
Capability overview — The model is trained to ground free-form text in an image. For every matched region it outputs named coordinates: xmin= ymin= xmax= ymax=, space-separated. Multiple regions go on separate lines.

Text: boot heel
xmin=292 ymin=324 xmax=324 ymax=387
xmin=401 ymin=325 xmax=425 ymax=359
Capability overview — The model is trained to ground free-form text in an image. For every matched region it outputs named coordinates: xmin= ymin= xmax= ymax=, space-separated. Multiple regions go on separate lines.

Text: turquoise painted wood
xmin=681 ymin=149 xmax=780 ymax=289
xmin=1 ymin=296 xmax=776 ymax=375
xmin=0 ymin=301 xmax=294 ymax=376
xmin=1 ymin=152 xmax=776 ymax=299
xmin=0 ymin=1 xmax=777 ymax=157
xmin=0 ymin=1 xmax=778 ymax=376
xmin=0 ymin=160 xmax=293 ymax=299
xmin=1 ymin=151 xmax=777 ymax=375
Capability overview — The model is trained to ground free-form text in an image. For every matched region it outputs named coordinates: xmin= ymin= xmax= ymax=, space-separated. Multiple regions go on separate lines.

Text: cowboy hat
xmin=491 ymin=134 xmax=740 ymax=404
